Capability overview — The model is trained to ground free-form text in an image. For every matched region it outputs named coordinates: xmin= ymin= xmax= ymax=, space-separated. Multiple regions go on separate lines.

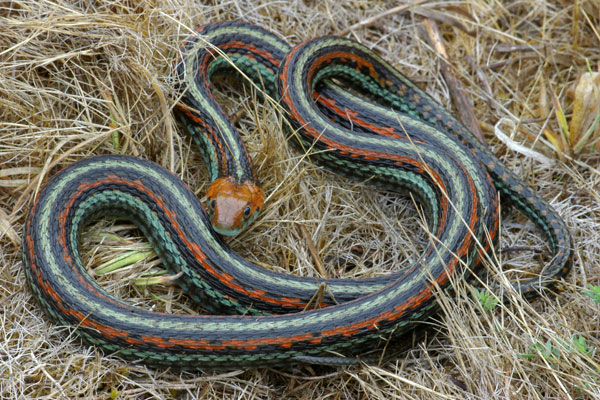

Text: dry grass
xmin=1 ymin=0 xmax=600 ymax=398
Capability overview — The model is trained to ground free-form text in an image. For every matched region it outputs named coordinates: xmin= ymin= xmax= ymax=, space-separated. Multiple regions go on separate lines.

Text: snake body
xmin=22 ymin=21 xmax=572 ymax=368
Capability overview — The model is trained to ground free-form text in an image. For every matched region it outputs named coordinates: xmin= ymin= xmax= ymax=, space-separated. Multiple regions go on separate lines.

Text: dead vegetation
xmin=1 ymin=0 xmax=600 ymax=398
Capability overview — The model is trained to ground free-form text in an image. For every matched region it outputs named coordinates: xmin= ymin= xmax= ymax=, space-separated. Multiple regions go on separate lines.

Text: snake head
xmin=205 ymin=177 xmax=264 ymax=236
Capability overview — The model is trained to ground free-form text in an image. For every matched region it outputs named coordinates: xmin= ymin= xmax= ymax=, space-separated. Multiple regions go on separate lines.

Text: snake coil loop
xmin=22 ymin=21 xmax=571 ymax=368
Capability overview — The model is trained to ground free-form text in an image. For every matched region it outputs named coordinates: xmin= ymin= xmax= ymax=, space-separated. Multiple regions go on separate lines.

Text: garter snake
xmin=22 ymin=21 xmax=572 ymax=368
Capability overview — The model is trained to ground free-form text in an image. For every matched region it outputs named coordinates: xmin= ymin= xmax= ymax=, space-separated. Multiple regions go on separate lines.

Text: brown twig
xmin=412 ymin=8 xmax=476 ymax=36
xmin=491 ymin=43 xmax=543 ymax=53
xmin=299 ymin=224 xmax=328 ymax=279
xmin=424 ymin=18 xmax=486 ymax=145
xmin=465 ymin=55 xmax=495 ymax=110
xmin=337 ymin=0 xmax=429 ymax=36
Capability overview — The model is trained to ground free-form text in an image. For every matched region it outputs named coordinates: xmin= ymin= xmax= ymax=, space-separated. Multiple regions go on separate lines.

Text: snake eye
xmin=243 ymin=205 xmax=251 ymax=218
xmin=209 ymin=199 xmax=216 ymax=210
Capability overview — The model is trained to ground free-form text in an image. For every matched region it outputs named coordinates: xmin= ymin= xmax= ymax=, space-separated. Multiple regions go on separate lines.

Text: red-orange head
xmin=205 ymin=177 xmax=264 ymax=236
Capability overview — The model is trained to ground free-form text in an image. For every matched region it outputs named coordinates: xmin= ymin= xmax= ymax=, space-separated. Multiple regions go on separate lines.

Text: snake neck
xmin=174 ymin=22 xmax=288 ymax=235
